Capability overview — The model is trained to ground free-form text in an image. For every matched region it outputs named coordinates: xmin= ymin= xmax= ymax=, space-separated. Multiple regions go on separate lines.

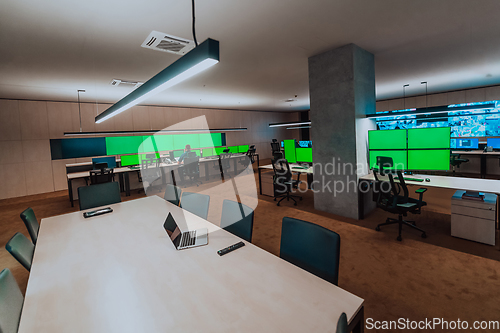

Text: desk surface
xmin=452 ymin=150 xmax=500 ymax=155
xmin=360 ymin=173 xmax=500 ymax=194
xmin=19 ymin=196 xmax=363 ymax=332
xmin=259 ymin=163 xmax=314 ymax=174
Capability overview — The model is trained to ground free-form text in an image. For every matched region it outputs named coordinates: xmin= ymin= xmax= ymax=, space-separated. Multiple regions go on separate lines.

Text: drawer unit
xmin=451 ymin=190 xmax=497 ymax=246
xmin=261 ymin=171 xmax=275 ymax=197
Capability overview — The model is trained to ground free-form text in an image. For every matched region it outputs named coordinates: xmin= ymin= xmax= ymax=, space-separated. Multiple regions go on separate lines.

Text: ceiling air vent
xmin=141 ymin=31 xmax=195 ymax=55
xmin=110 ymin=79 xmax=143 ymax=88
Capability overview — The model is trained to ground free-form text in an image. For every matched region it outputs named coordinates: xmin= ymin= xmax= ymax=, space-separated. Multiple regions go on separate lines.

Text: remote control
xmin=217 ymin=241 xmax=245 ymax=256
xmin=83 ymin=207 xmax=113 ymax=218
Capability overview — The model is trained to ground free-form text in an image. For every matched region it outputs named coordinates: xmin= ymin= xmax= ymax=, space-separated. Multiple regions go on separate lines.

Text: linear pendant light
xmin=95 ymin=38 xmax=220 ymax=124
xmin=63 ymin=128 xmax=247 ymax=136
xmin=269 ymin=120 xmax=311 ymax=128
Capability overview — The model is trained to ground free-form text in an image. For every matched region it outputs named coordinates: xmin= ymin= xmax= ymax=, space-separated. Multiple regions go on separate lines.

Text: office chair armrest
xmin=415 ymin=188 xmax=427 ymax=202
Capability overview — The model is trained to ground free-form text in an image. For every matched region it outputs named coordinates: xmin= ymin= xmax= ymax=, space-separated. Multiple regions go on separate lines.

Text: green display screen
xmin=215 ymin=147 xmax=226 ymax=155
xmin=296 ymin=148 xmax=312 ymax=163
xmin=407 ymin=150 xmax=450 ymax=171
xmin=238 ymin=145 xmax=249 ymax=153
xmin=227 ymin=146 xmax=238 ymax=154
xmin=172 ymin=150 xmax=184 ymax=158
xmin=407 ymin=128 xmax=451 ymax=149
xmin=369 ymin=150 xmax=407 ymax=170
xmin=368 ymin=129 xmax=407 ymax=150
xmin=120 ymin=154 xmax=140 ymax=167
xmin=106 ymin=136 xmax=144 ymax=155
xmin=202 ymin=148 xmax=214 ymax=157
xmin=283 ymin=139 xmax=296 ymax=163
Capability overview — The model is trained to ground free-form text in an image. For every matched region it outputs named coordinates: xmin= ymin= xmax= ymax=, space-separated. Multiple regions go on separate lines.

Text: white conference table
xmin=19 ymin=196 xmax=364 ymax=333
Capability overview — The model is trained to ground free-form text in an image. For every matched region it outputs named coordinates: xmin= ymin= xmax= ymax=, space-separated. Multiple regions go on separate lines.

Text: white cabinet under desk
xmin=451 ymin=191 xmax=497 ymax=246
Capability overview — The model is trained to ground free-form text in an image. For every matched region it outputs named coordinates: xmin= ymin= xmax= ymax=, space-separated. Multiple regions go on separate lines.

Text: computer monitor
xmin=92 ymin=156 xmax=116 ymax=169
xmin=454 ymin=138 xmax=478 ymax=150
xmin=369 ymin=150 xmax=407 ymax=170
xmin=298 ymin=141 xmax=312 ymax=148
xmin=238 ymin=145 xmax=249 ymax=153
xmin=227 ymin=146 xmax=238 ymax=154
xmin=202 ymin=147 xmax=214 ymax=157
xmin=170 ymin=150 xmax=184 ymax=160
xmin=296 ymin=148 xmax=312 ymax=163
xmin=120 ymin=154 xmax=140 ymax=167
xmin=214 ymin=147 xmax=226 ymax=155
xmin=407 ymin=127 xmax=450 ymax=149
xmin=407 ymin=150 xmax=450 ymax=171
xmin=487 ymin=138 xmax=500 ymax=149
xmin=368 ymin=129 xmax=407 ymax=150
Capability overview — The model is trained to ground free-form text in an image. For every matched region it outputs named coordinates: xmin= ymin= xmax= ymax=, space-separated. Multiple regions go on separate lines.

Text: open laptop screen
xmin=164 ymin=213 xmax=182 ymax=248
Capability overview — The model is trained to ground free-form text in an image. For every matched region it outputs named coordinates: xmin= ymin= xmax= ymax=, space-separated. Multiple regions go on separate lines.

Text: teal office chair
xmin=0 ymin=268 xmax=24 ymax=333
xmin=180 ymin=192 xmax=210 ymax=220
xmin=164 ymin=184 xmax=182 ymax=206
xmin=220 ymin=199 xmax=254 ymax=242
xmin=280 ymin=217 xmax=340 ymax=286
xmin=336 ymin=312 xmax=348 ymax=333
xmin=5 ymin=233 xmax=35 ymax=271
xmin=78 ymin=182 xmax=121 ymax=211
xmin=20 ymin=207 xmax=39 ymax=245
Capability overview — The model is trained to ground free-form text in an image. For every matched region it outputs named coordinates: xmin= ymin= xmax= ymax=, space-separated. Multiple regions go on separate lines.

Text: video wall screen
xmin=376 ymin=100 xmax=500 ymax=137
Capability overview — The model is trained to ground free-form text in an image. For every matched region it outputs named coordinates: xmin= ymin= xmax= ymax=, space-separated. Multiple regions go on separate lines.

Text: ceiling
xmin=1 ymin=0 xmax=500 ymax=112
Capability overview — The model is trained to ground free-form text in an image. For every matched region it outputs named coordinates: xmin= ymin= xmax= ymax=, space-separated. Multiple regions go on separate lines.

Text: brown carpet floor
xmin=2 ymin=162 xmax=500 ymax=332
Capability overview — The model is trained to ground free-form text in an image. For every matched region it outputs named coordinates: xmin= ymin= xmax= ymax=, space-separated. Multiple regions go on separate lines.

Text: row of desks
xmin=66 ymin=154 xmax=259 ymax=207
xmin=19 ymin=196 xmax=364 ymax=332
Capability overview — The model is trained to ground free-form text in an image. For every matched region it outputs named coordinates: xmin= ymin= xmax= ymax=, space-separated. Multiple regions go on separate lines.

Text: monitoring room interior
xmin=2 ymin=0 xmax=500 ymax=332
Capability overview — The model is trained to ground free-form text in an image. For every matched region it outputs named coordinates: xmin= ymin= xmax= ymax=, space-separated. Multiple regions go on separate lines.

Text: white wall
xmin=0 ymin=99 xmax=300 ymax=200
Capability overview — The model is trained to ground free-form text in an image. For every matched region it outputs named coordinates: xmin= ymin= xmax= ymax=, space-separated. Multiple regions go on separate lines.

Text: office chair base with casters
xmin=375 ymin=214 xmax=427 ymax=241
xmin=275 ymin=190 xmax=302 ymax=206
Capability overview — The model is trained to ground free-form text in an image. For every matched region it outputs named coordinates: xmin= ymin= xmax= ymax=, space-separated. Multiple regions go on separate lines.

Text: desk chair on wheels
xmin=272 ymin=158 xmax=302 ymax=206
xmin=373 ymin=156 xmax=428 ymax=241
xmin=182 ymin=152 xmax=202 ymax=187
xmin=450 ymin=153 xmax=469 ymax=176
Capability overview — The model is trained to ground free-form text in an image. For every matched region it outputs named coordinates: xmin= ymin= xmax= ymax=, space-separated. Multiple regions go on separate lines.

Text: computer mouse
xmin=425 ymin=178 xmax=430 ymax=182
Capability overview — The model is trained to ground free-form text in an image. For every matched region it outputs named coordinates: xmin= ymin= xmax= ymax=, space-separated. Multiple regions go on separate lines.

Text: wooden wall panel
xmin=0 ymin=141 xmax=24 ymax=165
xmin=132 ymin=106 xmax=151 ymax=131
xmin=465 ymin=88 xmax=486 ymax=103
xmin=19 ymin=100 xmax=49 ymax=140
xmin=47 ymin=102 xmax=80 ymax=139
xmin=22 ymin=140 xmax=51 ymax=162
xmin=0 ymin=100 xmax=21 ymax=141
xmin=148 ymin=106 xmax=166 ymax=130
xmin=0 ymin=163 xmax=27 ymax=199
xmin=52 ymin=159 xmax=75 ymax=191
xmin=24 ymin=161 xmax=54 ymax=195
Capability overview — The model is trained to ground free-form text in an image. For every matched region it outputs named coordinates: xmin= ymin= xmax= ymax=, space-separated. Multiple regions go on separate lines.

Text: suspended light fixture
xmin=63 ymin=127 xmax=247 ymax=136
xmin=269 ymin=121 xmax=311 ymax=128
xmin=95 ymin=0 xmax=219 ymax=124
xmin=95 ymin=39 xmax=219 ymax=123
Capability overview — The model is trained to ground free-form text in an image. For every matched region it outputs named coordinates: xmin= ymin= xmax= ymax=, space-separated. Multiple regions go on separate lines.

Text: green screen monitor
xmin=215 ymin=147 xmax=226 ymax=155
xmin=172 ymin=150 xmax=184 ymax=158
xmin=120 ymin=154 xmax=140 ymax=167
xmin=296 ymin=148 xmax=312 ymax=163
xmin=407 ymin=150 xmax=450 ymax=171
xmin=407 ymin=127 xmax=451 ymax=149
xmin=369 ymin=150 xmax=407 ymax=170
xmin=227 ymin=146 xmax=238 ymax=154
xmin=283 ymin=139 xmax=297 ymax=163
xmin=202 ymin=148 xmax=215 ymax=157
xmin=238 ymin=145 xmax=249 ymax=153
xmin=368 ymin=129 xmax=407 ymax=150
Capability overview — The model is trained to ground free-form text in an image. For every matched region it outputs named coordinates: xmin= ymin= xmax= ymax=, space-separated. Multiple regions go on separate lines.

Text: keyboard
xmin=180 ymin=231 xmax=196 ymax=247
xmin=292 ymin=166 xmax=309 ymax=170
xmin=129 ymin=166 xmax=140 ymax=170
xmin=403 ymin=177 xmax=424 ymax=182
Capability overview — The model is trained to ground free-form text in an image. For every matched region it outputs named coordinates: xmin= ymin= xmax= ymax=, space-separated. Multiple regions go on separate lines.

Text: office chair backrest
xmin=5 ymin=232 xmax=35 ymax=271
xmin=90 ymin=168 xmax=114 ymax=185
xmin=220 ymin=199 xmax=254 ymax=242
xmin=180 ymin=192 xmax=210 ymax=220
xmin=20 ymin=207 xmax=39 ymax=245
xmin=164 ymin=184 xmax=182 ymax=206
xmin=183 ymin=154 xmax=200 ymax=178
xmin=272 ymin=151 xmax=284 ymax=161
xmin=78 ymin=182 xmax=121 ymax=211
xmin=94 ymin=162 xmax=108 ymax=172
xmin=336 ymin=312 xmax=348 ymax=333
xmin=270 ymin=141 xmax=281 ymax=153
xmin=0 ymin=268 xmax=24 ymax=333
xmin=280 ymin=217 xmax=341 ymax=285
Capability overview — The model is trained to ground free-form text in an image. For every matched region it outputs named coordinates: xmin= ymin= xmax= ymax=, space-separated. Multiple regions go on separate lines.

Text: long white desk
xmin=258 ymin=163 xmax=313 ymax=195
xmin=19 ymin=196 xmax=364 ymax=332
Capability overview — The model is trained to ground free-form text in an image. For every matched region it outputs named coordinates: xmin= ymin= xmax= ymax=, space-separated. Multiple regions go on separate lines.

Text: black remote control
xmin=218 ymin=241 xmax=245 ymax=256
xmin=83 ymin=207 xmax=113 ymax=218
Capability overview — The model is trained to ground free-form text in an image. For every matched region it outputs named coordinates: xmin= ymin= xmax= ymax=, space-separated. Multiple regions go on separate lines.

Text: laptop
xmin=163 ymin=213 xmax=208 ymax=250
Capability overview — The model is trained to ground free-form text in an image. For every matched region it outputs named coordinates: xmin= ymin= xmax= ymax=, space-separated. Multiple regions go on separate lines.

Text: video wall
xmin=50 ymin=133 xmax=226 ymax=160
xmin=376 ymin=100 xmax=500 ymax=137
xmin=368 ymin=127 xmax=451 ymax=171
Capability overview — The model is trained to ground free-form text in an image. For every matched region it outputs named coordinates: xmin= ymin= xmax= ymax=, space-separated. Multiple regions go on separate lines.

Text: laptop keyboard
xmin=180 ymin=231 xmax=196 ymax=248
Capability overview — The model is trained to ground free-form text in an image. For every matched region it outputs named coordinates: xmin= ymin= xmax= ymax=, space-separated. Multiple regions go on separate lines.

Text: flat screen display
xmin=227 ymin=146 xmax=239 ymax=154
xmin=238 ymin=145 xmax=249 ymax=153
xmin=202 ymin=148 xmax=214 ymax=157
xmin=369 ymin=150 xmax=407 ymax=170
xmin=298 ymin=141 xmax=312 ymax=148
xmin=92 ymin=157 xmax=116 ymax=169
xmin=368 ymin=129 xmax=407 ymax=150
xmin=296 ymin=148 xmax=312 ymax=163
xmin=407 ymin=127 xmax=451 ymax=149
xmin=407 ymin=150 xmax=450 ymax=171
xmin=120 ymin=154 xmax=140 ymax=167
xmin=283 ymin=140 xmax=297 ymax=163
xmin=455 ymin=138 xmax=478 ymax=149
xmin=215 ymin=147 xmax=226 ymax=155
xmin=487 ymin=138 xmax=500 ymax=149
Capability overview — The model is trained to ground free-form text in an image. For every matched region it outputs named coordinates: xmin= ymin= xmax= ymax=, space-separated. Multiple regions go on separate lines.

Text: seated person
xmin=178 ymin=144 xmax=192 ymax=165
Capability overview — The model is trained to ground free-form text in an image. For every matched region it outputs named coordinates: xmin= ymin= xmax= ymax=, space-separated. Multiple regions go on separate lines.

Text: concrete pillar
xmin=308 ymin=44 xmax=376 ymax=219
